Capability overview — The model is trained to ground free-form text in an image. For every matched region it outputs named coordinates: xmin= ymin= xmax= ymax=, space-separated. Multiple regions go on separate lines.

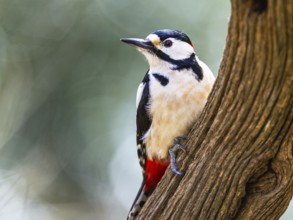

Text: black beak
xmin=120 ymin=38 xmax=154 ymax=50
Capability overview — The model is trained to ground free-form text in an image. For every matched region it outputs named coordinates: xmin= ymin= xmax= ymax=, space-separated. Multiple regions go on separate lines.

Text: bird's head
xmin=121 ymin=29 xmax=195 ymax=69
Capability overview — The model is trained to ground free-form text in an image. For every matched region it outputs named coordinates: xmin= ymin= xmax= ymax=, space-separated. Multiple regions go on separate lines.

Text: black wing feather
xmin=136 ymin=71 xmax=151 ymax=175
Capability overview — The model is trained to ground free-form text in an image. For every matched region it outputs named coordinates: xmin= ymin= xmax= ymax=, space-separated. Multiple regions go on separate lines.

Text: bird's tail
xmin=127 ymin=179 xmax=151 ymax=220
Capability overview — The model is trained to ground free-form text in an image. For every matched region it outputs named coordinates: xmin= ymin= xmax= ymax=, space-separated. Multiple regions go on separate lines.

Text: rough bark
xmin=137 ymin=0 xmax=293 ymax=219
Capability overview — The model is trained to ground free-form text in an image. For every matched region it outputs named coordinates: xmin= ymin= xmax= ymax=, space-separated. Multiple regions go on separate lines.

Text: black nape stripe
xmin=152 ymin=73 xmax=169 ymax=86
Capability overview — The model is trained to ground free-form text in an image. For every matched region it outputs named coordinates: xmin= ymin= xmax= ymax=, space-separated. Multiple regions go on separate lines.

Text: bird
xmin=121 ymin=29 xmax=215 ymax=219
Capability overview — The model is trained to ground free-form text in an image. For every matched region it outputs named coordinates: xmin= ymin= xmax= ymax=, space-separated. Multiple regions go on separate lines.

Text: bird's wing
xmin=136 ymin=71 xmax=151 ymax=175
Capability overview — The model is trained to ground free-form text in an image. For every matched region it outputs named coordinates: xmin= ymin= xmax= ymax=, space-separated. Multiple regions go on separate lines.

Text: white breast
xmin=143 ymin=63 xmax=215 ymax=160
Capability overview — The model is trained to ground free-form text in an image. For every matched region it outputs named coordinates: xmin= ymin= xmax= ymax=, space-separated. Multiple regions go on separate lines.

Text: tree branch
xmin=137 ymin=0 xmax=293 ymax=219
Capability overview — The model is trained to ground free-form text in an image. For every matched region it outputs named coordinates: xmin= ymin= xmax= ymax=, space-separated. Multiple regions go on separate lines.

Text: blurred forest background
xmin=0 ymin=0 xmax=291 ymax=219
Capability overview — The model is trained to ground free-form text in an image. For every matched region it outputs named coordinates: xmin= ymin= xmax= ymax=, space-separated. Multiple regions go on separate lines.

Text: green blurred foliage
xmin=0 ymin=0 xmax=291 ymax=220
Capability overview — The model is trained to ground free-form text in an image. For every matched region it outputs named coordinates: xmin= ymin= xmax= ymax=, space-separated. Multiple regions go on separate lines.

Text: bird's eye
xmin=163 ymin=40 xmax=173 ymax=47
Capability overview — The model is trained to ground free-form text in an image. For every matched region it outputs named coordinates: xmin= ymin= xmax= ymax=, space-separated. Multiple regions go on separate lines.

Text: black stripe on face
xmin=152 ymin=73 xmax=169 ymax=86
xmin=150 ymin=49 xmax=203 ymax=80
xmin=173 ymin=53 xmax=203 ymax=81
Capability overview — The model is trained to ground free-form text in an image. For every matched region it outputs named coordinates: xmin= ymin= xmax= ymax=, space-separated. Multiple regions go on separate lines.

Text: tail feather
xmin=127 ymin=160 xmax=169 ymax=219
xmin=127 ymin=179 xmax=151 ymax=220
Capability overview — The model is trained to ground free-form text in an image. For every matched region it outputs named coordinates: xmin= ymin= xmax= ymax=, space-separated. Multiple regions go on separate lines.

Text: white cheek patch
xmin=158 ymin=38 xmax=194 ymax=60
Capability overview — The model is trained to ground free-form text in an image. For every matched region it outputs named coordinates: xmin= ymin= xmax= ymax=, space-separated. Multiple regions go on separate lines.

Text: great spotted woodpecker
xmin=121 ymin=29 xmax=215 ymax=219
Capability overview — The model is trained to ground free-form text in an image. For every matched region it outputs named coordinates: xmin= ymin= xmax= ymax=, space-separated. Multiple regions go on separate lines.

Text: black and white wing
xmin=136 ymin=71 xmax=151 ymax=175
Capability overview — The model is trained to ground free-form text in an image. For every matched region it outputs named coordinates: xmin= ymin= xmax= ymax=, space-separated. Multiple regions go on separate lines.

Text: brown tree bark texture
xmin=138 ymin=0 xmax=293 ymax=219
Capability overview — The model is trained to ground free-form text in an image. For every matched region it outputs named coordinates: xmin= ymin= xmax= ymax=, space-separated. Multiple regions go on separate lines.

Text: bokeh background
xmin=0 ymin=0 xmax=292 ymax=219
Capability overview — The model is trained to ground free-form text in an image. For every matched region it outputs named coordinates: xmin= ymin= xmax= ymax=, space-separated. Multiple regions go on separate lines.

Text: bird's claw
xmin=169 ymin=137 xmax=187 ymax=175
xmin=173 ymin=143 xmax=186 ymax=153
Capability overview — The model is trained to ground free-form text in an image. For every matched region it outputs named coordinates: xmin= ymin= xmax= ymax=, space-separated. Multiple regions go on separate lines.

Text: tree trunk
xmin=137 ymin=0 xmax=293 ymax=219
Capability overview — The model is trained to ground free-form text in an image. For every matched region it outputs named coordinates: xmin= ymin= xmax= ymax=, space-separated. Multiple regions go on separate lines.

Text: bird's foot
xmin=169 ymin=136 xmax=187 ymax=175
